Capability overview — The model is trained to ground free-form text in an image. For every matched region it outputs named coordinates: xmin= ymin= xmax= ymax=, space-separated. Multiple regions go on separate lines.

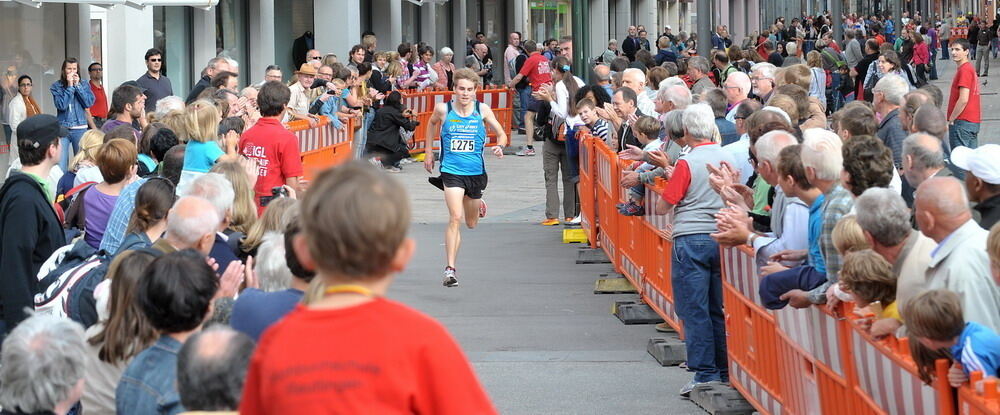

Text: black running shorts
xmin=440 ymin=172 xmax=488 ymax=199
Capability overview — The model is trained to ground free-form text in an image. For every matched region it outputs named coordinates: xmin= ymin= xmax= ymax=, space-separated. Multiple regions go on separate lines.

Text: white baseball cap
xmin=951 ymin=144 xmax=1000 ymax=184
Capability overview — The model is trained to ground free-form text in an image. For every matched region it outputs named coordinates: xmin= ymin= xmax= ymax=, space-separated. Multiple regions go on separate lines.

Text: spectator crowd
xmin=0 ymin=10 xmax=999 ymax=415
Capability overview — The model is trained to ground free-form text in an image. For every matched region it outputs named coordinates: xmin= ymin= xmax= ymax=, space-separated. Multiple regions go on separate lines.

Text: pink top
xmin=912 ymin=42 xmax=930 ymax=65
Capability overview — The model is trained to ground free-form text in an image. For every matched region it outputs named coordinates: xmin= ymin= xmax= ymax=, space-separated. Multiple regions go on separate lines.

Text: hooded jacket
xmin=0 ymin=171 xmax=66 ymax=331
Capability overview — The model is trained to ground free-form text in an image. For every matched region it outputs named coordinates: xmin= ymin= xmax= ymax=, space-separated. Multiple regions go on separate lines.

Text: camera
xmin=260 ymin=186 xmax=289 ymax=207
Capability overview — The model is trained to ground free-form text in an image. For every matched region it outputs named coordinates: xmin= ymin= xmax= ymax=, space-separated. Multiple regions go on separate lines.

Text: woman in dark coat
xmin=365 ymin=91 xmax=419 ymax=171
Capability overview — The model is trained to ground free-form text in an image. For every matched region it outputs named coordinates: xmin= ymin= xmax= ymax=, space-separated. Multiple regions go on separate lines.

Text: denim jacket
xmin=50 ymin=81 xmax=95 ymax=128
xmin=116 ymin=335 xmax=185 ymax=415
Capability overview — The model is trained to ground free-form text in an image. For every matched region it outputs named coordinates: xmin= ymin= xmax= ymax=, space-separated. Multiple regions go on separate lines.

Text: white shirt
xmin=287 ymin=82 xmax=311 ymax=116
xmin=722 ymin=134 xmax=754 ymax=183
xmin=751 ymin=187 xmax=810 ymax=264
xmin=6 ymin=94 xmax=27 ymax=142
xmin=637 ymin=90 xmax=658 ymax=118
xmin=549 ymin=76 xmax=586 ymax=128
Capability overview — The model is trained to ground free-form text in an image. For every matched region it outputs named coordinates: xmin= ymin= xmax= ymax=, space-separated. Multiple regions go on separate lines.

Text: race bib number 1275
xmin=450 ymin=139 xmax=475 ymax=153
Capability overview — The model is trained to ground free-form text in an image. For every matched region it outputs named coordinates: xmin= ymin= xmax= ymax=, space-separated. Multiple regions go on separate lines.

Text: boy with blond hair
xmin=240 ymin=162 xmax=497 ymax=414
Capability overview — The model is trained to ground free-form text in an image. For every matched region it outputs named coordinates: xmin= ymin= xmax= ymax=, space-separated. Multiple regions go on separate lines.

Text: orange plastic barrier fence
xmin=576 ymin=132 xmax=996 ymax=415
xmin=580 ymin=133 xmax=684 ymax=334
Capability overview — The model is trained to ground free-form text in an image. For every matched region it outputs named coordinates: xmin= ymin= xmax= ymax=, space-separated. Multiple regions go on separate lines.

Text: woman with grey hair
xmin=0 ymin=314 xmax=88 ymax=415
xmin=432 ymin=47 xmax=457 ymax=90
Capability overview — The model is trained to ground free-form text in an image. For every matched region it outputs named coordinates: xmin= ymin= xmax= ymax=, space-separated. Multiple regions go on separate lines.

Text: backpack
xmin=34 ymin=239 xmax=102 ymax=320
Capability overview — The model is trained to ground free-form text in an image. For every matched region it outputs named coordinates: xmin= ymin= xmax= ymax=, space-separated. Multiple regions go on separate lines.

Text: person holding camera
xmin=50 ymin=57 xmax=96 ymax=171
xmin=238 ymin=81 xmax=303 ymax=213
xmin=366 ymin=91 xmax=419 ymax=172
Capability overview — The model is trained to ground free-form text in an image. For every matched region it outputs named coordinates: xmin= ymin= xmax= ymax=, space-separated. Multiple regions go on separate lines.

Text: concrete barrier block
xmin=689 ymin=384 xmax=755 ymax=415
xmin=647 ymin=337 xmax=686 ymax=366
xmin=612 ymin=300 xmax=664 ymax=325
xmin=594 ymin=277 xmax=637 ymax=294
xmin=576 ymin=248 xmax=611 ymax=264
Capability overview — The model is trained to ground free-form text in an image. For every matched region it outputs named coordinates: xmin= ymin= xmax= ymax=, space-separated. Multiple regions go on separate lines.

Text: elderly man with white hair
xmin=873 ymin=74 xmax=910 ymax=170
xmin=914 ymin=177 xmax=1000 ymax=332
xmin=649 ymin=103 xmax=735 ymax=396
xmin=779 ymin=128 xmax=854 ymax=308
xmin=621 ymin=68 xmax=657 ymax=117
xmin=653 ymin=84 xmax=692 ymax=116
xmin=901 ymin=133 xmax=952 ymax=192
xmin=182 ymin=173 xmax=243 ymax=275
xmin=782 ymin=42 xmax=802 ymax=66
xmin=750 ymin=62 xmax=778 ymax=103
xmin=724 ymin=72 xmax=752 ymax=122
xmin=0 ymin=314 xmax=88 ymax=415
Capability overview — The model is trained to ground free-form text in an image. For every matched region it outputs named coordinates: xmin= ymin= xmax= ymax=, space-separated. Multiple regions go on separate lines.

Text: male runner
xmin=424 ymin=68 xmax=508 ymax=287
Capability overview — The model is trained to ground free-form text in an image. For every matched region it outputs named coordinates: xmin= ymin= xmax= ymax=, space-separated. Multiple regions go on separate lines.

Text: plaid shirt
xmin=808 ymin=184 xmax=854 ymax=304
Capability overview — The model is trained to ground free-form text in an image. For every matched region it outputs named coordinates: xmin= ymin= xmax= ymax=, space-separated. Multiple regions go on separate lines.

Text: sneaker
xmin=479 ymin=199 xmax=487 ymax=218
xmin=515 ymin=146 xmax=529 ymax=156
xmin=443 ymin=267 xmax=459 ymax=287
xmin=541 ymin=218 xmax=560 ymax=226
xmin=618 ymin=201 xmax=645 ymax=216
xmin=368 ymin=157 xmax=381 ymax=167
xmin=385 ymin=166 xmax=401 ymax=173
xmin=679 ymin=380 xmax=721 ymax=398
xmin=568 ymin=215 xmax=582 ymax=225
xmin=525 ymin=146 xmax=536 ymax=156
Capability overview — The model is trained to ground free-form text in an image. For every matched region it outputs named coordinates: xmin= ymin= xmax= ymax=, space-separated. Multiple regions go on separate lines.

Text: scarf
xmin=23 ymin=95 xmax=41 ymax=117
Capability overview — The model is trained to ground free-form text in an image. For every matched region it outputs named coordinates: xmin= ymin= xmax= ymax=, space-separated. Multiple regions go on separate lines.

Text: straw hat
xmin=296 ymin=63 xmax=318 ymax=76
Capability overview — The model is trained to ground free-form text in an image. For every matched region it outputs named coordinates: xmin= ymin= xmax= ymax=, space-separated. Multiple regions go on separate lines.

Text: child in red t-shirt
xmin=240 ymin=162 xmax=497 ymax=415
xmin=238 ymin=81 xmax=304 ymax=212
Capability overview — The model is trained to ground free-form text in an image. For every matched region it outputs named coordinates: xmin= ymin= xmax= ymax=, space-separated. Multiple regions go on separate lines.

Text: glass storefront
xmin=528 ymin=0 xmax=572 ymax=43
xmin=0 ymin=3 xmax=67 ymax=116
xmin=466 ymin=0 xmax=507 ymax=80
xmin=274 ymin=0 xmax=313 ymax=80
xmin=401 ymin=2 xmax=421 ymax=45
xmin=216 ymin=0 xmax=249 ymax=85
xmin=154 ymin=6 xmax=194 ymax=98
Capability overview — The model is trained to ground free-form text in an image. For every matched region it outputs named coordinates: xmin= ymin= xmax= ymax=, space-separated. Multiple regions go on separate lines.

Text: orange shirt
xmin=240 ymin=298 xmax=497 ymax=415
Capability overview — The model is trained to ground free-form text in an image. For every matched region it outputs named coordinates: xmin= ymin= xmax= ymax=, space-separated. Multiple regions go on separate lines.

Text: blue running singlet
xmin=439 ymin=101 xmax=487 ymax=176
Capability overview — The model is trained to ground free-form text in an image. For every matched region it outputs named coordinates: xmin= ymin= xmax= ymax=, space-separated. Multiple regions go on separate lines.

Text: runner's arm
xmin=480 ymin=103 xmax=508 ymax=148
xmin=424 ymin=103 xmax=446 ymax=171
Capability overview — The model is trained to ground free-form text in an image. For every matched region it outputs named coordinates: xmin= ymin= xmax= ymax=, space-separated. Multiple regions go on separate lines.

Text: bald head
xmin=178 ymin=326 xmax=254 ymax=411
xmin=724 ymin=72 xmax=751 ymax=103
xmin=915 ymin=177 xmax=972 ymax=241
xmin=594 ymin=64 xmax=611 ymax=83
xmin=166 ymin=196 xmax=220 ymax=252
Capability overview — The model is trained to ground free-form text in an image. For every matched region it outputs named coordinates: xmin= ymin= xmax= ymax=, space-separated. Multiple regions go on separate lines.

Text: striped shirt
xmin=589 ymin=119 xmax=611 ymax=146
xmin=808 ymin=184 xmax=854 ymax=304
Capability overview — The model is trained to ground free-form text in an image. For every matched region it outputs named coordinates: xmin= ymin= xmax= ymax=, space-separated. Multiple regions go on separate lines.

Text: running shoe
xmin=567 ymin=215 xmax=582 ymax=224
xmin=385 ymin=166 xmax=402 ymax=173
xmin=443 ymin=267 xmax=459 ymax=287
xmin=525 ymin=146 xmax=536 ymax=156
xmin=541 ymin=218 xmax=560 ymax=226
xmin=679 ymin=380 xmax=721 ymax=398
xmin=479 ymin=199 xmax=487 ymax=218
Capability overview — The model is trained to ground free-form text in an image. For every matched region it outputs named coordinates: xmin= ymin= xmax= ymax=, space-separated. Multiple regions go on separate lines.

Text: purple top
xmin=100 ymin=119 xmax=140 ymax=142
xmin=83 ymin=187 xmax=119 ymax=249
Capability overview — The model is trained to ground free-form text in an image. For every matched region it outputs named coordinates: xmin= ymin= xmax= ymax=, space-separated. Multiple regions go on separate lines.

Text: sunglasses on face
xmin=148 ymin=58 xmax=162 ymax=62
xmin=310 ymin=56 xmax=322 ymax=60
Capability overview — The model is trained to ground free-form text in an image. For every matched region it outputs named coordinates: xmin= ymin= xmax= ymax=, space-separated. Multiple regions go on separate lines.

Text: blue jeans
xmin=671 ymin=233 xmax=728 ymax=383
xmin=564 ymin=127 xmax=579 ymax=179
xmin=949 ymin=119 xmax=980 ymax=150
xmin=61 ymin=128 xmax=85 ymax=172
xmin=941 ymin=39 xmax=950 ymax=60
xmin=929 ymin=48 xmax=939 ymax=79
xmin=758 ymin=265 xmax=827 ymax=309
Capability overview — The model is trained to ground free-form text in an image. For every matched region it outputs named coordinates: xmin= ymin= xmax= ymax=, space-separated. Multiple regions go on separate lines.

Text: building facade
xmin=1 ymin=0 xmax=772 ymax=116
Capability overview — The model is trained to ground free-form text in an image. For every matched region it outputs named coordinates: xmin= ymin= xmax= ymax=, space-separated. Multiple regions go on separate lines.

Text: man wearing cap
xmin=952 ymin=144 xmax=1000 ymax=229
xmin=0 ymin=114 xmax=66 ymax=344
xmin=136 ymin=48 xmax=172 ymax=113
xmin=287 ymin=63 xmax=319 ymax=125
xmin=101 ymin=83 xmax=146 ymax=141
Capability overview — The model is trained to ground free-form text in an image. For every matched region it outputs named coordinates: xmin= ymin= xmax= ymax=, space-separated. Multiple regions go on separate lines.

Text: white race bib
xmin=450 ymin=139 xmax=476 ymax=153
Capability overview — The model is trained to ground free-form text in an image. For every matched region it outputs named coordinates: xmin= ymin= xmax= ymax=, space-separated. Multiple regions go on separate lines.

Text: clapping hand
xmin=646 ymin=150 xmax=670 ymax=168
xmin=618 ymin=144 xmax=645 ymax=161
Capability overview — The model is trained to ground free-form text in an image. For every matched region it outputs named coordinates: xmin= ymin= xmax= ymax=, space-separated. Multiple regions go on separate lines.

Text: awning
xmin=3 ymin=0 xmax=217 ymax=9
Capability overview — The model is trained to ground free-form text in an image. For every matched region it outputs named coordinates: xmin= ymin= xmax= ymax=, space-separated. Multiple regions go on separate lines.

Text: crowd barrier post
xmin=592 ymin=138 xmax=622 ymax=271
xmin=960 ymin=372 xmax=1000 ymax=415
xmin=640 ymin=179 xmax=682 ymax=334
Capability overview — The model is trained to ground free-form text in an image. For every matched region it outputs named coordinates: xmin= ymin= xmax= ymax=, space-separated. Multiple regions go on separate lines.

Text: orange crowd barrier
xmin=575 ymin=132 xmax=996 ymax=415
xmin=404 ymin=88 xmax=514 ymax=154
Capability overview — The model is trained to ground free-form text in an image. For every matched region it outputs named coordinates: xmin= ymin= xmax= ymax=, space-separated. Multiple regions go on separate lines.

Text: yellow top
xmin=879 ymin=301 xmax=901 ymax=322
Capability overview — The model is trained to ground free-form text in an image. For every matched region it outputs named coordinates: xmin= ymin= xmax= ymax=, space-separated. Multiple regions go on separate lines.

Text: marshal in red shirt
xmin=948 ymin=61 xmax=981 ymax=124
xmin=239 ymin=298 xmax=498 ymax=415
xmin=238 ymin=117 xmax=303 ymax=208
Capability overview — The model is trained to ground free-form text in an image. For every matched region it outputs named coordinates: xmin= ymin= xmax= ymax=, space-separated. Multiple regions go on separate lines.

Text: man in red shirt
xmin=240 ymin=162 xmax=497 ymax=415
xmin=947 ymin=38 xmax=981 ymax=154
xmin=507 ymin=39 xmax=552 ymax=156
xmin=239 ymin=81 xmax=303 ymax=211
xmin=87 ymin=62 xmax=108 ymax=128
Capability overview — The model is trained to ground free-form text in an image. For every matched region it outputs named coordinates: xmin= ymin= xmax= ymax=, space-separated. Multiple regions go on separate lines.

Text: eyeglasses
xmin=148 ymin=58 xmax=162 ymax=62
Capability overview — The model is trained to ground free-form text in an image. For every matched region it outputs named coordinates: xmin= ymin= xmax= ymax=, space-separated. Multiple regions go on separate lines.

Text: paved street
xmin=930 ymin=55 xmax=999 ymax=146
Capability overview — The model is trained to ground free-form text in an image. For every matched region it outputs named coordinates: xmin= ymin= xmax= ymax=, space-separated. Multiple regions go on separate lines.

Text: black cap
xmin=16 ymin=114 xmax=67 ymax=149
xmin=121 ymin=80 xmax=148 ymax=94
